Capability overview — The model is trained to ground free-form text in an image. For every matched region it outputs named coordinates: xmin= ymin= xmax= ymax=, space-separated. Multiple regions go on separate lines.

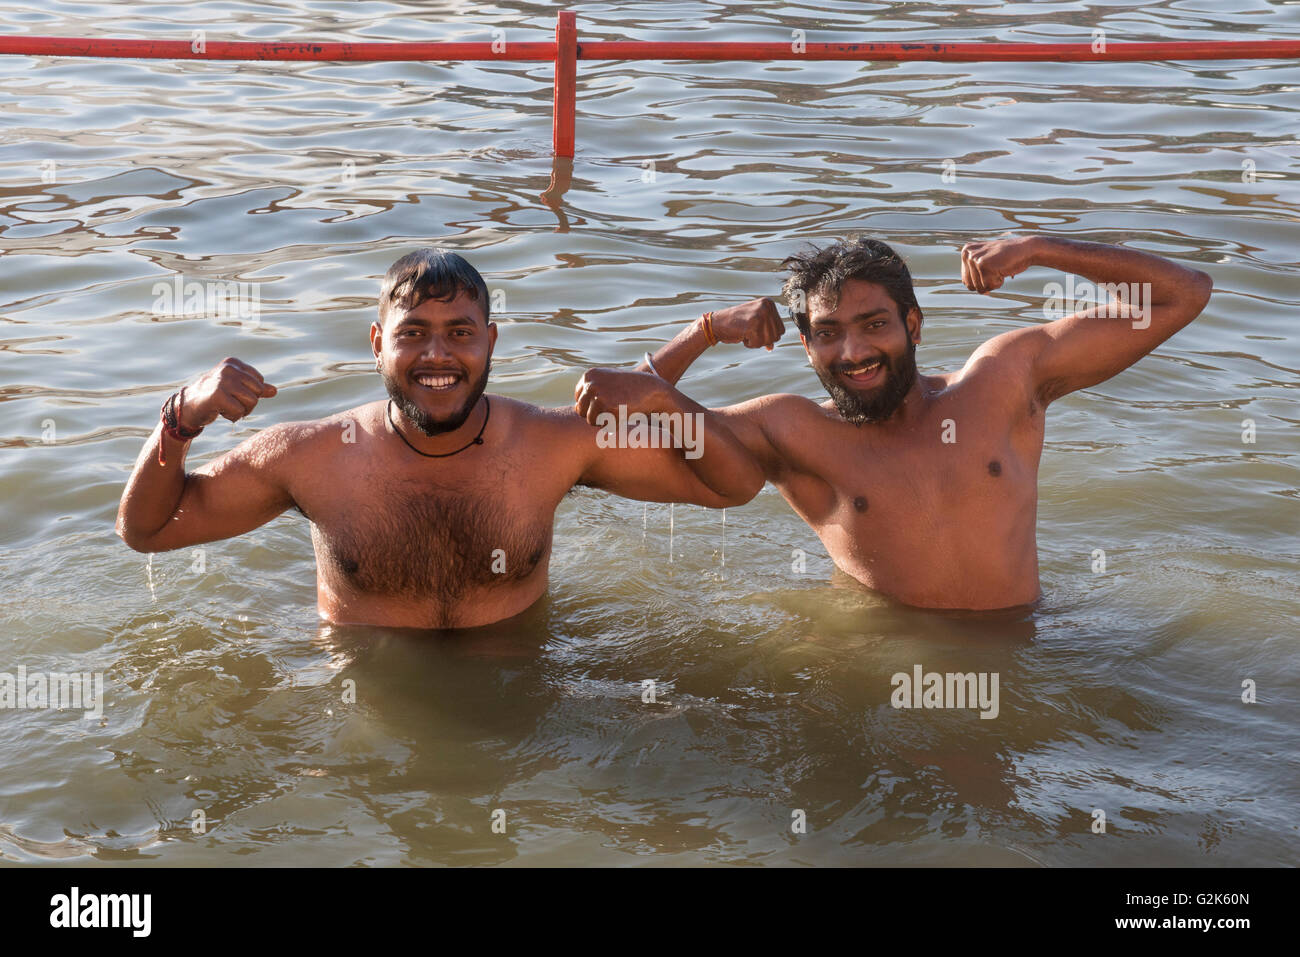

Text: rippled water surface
xmin=1 ymin=0 xmax=1297 ymax=865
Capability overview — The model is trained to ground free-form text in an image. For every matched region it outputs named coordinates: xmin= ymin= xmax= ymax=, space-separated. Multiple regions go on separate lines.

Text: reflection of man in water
xmin=642 ymin=235 xmax=1212 ymax=610
xmin=117 ymin=249 xmax=762 ymax=629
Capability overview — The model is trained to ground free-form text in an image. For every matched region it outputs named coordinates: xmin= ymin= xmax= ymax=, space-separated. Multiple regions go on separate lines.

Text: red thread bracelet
xmin=158 ymin=390 xmax=203 ymax=466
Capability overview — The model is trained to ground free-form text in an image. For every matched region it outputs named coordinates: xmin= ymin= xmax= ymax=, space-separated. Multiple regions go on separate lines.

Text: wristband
xmin=643 ymin=352 xmax=663 ymax=379
xmin=701 ymin=311 xmax=718 ymax=346
xmin=158 ymin=389 xmax=203 ymax=466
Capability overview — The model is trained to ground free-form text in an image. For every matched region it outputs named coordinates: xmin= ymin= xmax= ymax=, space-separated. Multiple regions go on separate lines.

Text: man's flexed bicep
xmin=117 ymin=422 xmax=297 ymax=552
xmin=571 ymin=368 xmax=765 ymax=507
xmin=116 ymin=357 xmax=293 ymax=552
xmin=961 ymin=235 xmax=1213 ymax=404
xmin=708 ymin=398 xmax=788 ymax=481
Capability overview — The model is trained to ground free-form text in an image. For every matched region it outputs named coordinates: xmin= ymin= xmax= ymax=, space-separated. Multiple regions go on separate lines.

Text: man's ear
xmin=800 ymin=332 xmax=812 ymax=362
xmin=370 ymin=321 xmax=383 ymax=360
xmin=487 ymin=320 xmax=498 ymax=354
xmin=905 ymin=306 xmax=923 ymax=344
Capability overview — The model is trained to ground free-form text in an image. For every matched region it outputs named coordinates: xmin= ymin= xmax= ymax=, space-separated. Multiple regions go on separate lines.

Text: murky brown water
xmin=0 ymin=0 xmax=1296 ymax=865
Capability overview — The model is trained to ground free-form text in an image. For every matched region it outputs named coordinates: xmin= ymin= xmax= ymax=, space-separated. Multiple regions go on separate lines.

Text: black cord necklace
xmin=387 ymin=396 xmax=490 ymax=458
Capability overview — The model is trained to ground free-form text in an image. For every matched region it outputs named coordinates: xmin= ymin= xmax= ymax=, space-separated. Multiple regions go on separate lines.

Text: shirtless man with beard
xmin=116 ymin=248 xmax=763 ymax=629
xmin=636 ymin=235 xmax=1213 ymax=610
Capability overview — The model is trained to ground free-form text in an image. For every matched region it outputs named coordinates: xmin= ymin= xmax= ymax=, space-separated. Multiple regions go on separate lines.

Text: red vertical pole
xmin=553 ymin=11 xmax=577 ymax=157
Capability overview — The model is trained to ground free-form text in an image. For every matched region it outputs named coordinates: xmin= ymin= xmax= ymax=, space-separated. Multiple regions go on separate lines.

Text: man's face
xmin=802 ymin=278 xmax=920 ymax=425
xmin=370 ymin=291 xmax=496 ymax=436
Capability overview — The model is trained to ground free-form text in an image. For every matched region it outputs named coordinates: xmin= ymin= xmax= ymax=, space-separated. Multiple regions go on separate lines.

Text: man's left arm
xmin=571 ymin=368 xmax=764 ymax=508
xmin=962 ymin=235 xmax=1213 ymax=404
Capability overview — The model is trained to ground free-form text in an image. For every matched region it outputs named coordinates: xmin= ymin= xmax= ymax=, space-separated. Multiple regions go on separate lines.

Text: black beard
xmin=382 ymin=359 xmax=491 ymax=437
xmin=814 ymin=342 xmax=917 ymax=425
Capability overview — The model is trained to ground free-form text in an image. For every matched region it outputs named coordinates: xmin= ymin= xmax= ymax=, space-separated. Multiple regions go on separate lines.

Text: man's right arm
xmin=116 ymin=358 xmax=292 ymax=552
xmin=634 ymin=300 xmax=787 ymax=475
xmin=636 ymin=300 xmax=785 ymax=386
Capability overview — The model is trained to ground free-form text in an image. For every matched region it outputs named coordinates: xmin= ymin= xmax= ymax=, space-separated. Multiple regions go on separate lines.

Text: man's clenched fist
xmin=181 ymin=357 xmax=278 ymax=429
xmin=709 ymin=298 xmax=785 ymax=349
xmin=960 ymin=236 xmax=1039 ymax=294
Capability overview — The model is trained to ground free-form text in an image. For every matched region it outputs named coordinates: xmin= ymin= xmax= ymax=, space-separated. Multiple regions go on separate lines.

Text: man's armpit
xmin=1034 ymin=374 xmax=1070 ymax=408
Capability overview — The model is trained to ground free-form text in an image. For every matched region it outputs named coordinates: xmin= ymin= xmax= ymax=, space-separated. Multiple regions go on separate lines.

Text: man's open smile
xmin=410 ymin=368 xmax=465 ymax=393
xmin=839 ymin=356 xmax=886 ymax=388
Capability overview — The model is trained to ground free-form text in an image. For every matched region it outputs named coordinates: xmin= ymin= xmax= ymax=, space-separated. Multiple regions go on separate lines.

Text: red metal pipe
xmin=553 ymin=12 xmax=577 ymax=157
xmin=581 ymin=40 xmax=1300 ymax=62
xmin=1 ymin=36 xmax=1297 ymax=63
xmin=5 ymin=20 xmax=1298 ymax=163
xmin=0 ymin=36 xmax=556 ymax=61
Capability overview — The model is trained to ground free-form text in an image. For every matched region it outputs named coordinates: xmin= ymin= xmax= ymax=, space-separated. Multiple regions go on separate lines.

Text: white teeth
xmin=415 ymin=373 xmax=458 ymax=389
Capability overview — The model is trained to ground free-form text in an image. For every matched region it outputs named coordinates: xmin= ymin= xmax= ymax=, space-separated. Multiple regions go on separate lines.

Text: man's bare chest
xmin=778 ymin=416 xmax=1040 ymax=532
xmin=291 ymin=452 xmax=560 ymax=600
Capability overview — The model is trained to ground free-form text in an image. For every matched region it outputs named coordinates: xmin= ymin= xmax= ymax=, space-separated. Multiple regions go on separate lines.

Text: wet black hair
xmin=781 ymin=236 xmax=920 ymax=337
xmin=378 ymin=248 xmax=490 ymax=327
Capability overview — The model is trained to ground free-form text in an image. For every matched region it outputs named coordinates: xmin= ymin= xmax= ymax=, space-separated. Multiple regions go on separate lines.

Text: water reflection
xmin=541 ymin=154 xmax=573 ymax=228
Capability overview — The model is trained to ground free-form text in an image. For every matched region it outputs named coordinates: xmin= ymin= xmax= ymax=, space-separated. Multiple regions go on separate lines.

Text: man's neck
xmin=876 ymin=374 xmax=936 ymax=431
xmin=388 ymin=394 xmax=490 ymax=456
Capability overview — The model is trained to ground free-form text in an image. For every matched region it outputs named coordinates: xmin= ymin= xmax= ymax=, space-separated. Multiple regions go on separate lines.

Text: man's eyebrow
xmin=813 ymin=308 xmax=891 ymax=326
xmin=848 ymin=308 xmax=892 ymax=322
xmin=393 ymin=314 xmax=481 ymax=328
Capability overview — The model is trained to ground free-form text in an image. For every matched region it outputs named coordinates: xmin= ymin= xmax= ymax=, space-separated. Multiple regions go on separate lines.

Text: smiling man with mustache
xmin=639 ymin=234 xmax=1213 ymax=610
xmin=116 ymin=248 xmax=763 ymax=629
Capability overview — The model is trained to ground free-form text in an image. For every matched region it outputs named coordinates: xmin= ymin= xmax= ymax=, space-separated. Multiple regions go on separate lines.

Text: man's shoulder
xmin=522 ymin=396 xmax=602 ymax=436
xmin=959 ymin=325 xmax=1046 ymax=380
xmin=488 ymin=394 xmax=567 ymax=428
xmin=237 ymin=403 xmax=381 ymax=462
xmin=288 ymin=403 xmax=380 ymax=438
xmin=711 ymin=392 xmax=839 ymax=471
xmin=950 ymin=325 xmax=1049 ymax=406
xmin=722 ymin=390 xmax=842 ymax=442
xmin=719 ymin=391 xmax=835 ymax=425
